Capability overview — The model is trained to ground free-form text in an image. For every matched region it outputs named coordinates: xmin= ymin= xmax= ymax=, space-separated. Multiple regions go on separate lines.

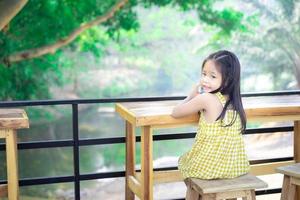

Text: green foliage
xmin=235 ymin=0 xmax=299 ymax=91
xmin=278 ymin=0 xmax=295 ymax=20
xmin=0 ymin=0 xmax=248 ymax=100
xmin=76 ymin=27 xmax=109 ymax=57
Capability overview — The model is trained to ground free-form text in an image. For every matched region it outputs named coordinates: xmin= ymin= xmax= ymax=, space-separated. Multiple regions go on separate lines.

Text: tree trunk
xmin=5 ymin=0 xmax=128 ymax=64
xmin=294 ymin=54 xmax=300 ymax=89
xmin=0 ymin=0 xmax=28 ymax=31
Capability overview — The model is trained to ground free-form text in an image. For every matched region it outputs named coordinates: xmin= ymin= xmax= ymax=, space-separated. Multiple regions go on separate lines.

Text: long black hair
xmin=202 ymin=50 xmax=246 ymax=132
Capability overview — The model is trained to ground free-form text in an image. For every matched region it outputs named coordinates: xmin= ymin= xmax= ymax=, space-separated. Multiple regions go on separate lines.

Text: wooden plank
xmin=115 ymin=104 xmax=137 ymax=126
xmin=0 ymin=109 xmax=29 ymax=129
xmin=153 ymin=170 xmax=182 ymax=183
xmin=115 ymin=95 xmax=300 ymax=126
xmin=6 ymin=129 xmax=19 ymax=200
xmin=125 ymin=121 xmax=135 ymax=200
xmin=132 ymin=111 xmax=300 ymax=126
xmin=141 ymin=126 xmax=153 ymax=200
xmin=135 ymin=173 xmax=141 ymax=183
xmin=128 ymin=176 xmax=141 ymax=199
xmin=148 ymin=161 xmax=295 ymax=184
xmin=151 ymin=122 xmax=198 ymax=129
xmin=251 ymin=160 xmax=295 ymax=175
xmin=245 ymin=106 xmax=300 ymax=118
xmin=216 ymin=190 xmax=249 ymax=199
xmin=276 ymin=163 xmax=300 ymax=179
xmin=190 ymin=174 xmax=267 ymax=194
xmin=136 ymin=114 xmax=198 ymax=127
xmin=247 ymin=115 xmax=300 ymax=122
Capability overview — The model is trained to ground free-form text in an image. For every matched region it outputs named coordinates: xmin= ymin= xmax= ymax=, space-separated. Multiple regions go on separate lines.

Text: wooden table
xmin=0 ymin=109 xmax=29 ymax=200
xmin=116 ymin=94 xmax=300 ymax=200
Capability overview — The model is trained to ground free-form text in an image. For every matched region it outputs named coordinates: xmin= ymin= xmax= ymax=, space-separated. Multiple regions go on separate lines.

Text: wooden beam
xmin=115 ymin=104 xmax=136 ymax=126
xmin=153 ymin=170 xmax=182 ymax=183
xmin=6 ymin=129 xmax=19 ymax=200
xmin=249 ymin=160 xmax=295 ymax=175
xmin=138 ymin=161 xmax=296 ymax=184
xmin=128 ymin=176 xmax=141 ymax=199
xmin=125 ymin=121 xmax=135 ymax=200
xmin=247 ymin=115 xmax=300 ymax=122
xmin=141 ymin=126 xmax=153 ymax=200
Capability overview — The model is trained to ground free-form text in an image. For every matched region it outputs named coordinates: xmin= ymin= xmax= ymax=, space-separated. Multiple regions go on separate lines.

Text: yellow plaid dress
xmin=178 ymin=92 xmax=250 ymax=179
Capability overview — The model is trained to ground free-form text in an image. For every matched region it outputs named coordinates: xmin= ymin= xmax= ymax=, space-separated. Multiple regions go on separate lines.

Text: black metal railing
xmin=0 ymin=90 xmax=299 ymax=200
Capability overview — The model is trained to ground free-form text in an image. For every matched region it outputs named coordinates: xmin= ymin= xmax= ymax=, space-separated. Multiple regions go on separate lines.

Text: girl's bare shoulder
xmin=197 ymin=92 xmax=219 ymax=101
xmin=196 ymin=93 xmax=222 ymax=108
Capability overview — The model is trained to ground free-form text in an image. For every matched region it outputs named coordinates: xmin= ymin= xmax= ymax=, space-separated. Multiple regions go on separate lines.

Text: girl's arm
xmin=181 ymin=84 xmax=200 ymax=103
xmin=171 ymin=85 xmax=210 ymax=118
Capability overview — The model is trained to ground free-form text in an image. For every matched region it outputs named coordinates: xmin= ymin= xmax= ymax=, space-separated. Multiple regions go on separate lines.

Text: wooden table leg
xmin=126 ymin=121 xmax=135 ymax=200
xmin=141 ymin=126 xmax=153 ymax=200
xmin=281 ymin=175 xmax=290 ymax=200
xmin=6 ymin=129 xmax=19 ymax=200
xmin=294 ymin=121 xmax=300 ymax=200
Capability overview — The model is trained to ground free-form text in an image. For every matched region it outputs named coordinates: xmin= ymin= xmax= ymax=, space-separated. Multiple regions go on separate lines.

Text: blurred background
xmin=0 ymin=0 xmax=299 ymax=199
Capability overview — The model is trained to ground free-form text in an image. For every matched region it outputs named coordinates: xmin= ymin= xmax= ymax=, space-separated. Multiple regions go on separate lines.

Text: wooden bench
xmin=276 ymin=163 xmax=300 ymax=200
xmin=185 ymin=174 xmax=268 ymax=200
xmin=0 ymin=109 xmax=29 ymax=200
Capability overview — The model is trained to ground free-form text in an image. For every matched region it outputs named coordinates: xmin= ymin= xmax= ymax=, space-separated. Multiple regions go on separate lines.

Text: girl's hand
xmin=188 ymin=83 xmax=202 ymax=99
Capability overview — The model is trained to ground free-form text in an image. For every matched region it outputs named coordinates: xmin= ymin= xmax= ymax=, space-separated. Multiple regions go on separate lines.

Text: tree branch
xmin=0 ymin=0 xmax=28 ymax=31
xmin=7 ymin=0 xmax=128 ymax=63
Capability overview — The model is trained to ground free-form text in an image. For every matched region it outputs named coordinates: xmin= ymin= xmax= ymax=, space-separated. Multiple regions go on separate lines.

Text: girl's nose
xmin=202 ymin=76 xmax=209 ymax=82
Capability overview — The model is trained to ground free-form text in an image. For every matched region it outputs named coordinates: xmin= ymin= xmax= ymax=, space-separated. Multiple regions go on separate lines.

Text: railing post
xmin=72 ymin=104 xmax=80 ymax=200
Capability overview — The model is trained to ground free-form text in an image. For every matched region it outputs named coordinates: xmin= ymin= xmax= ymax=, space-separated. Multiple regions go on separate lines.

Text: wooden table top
xmin=0 ymin=109 xmax=29 ymax=129
xmin=276 ymin=163 xmax=300 ymax=178
xmin=116 ymin=94 xmax=300 ymax=127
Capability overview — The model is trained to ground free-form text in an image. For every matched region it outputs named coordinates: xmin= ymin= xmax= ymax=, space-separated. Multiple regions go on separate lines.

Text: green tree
xmin=194 ymin=0 xmax=299 ymax=91
xmin=231 ymin=0 xmax=299 ymax=90
xmin=247 ymin=0 xmax=300 ymax=89
xmin=0 ymin=0 xmax=247 ymax=100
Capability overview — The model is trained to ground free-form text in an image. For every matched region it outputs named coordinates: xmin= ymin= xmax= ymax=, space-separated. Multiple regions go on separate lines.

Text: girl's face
xmin=200 ymin=60 xmax=222 ymax=93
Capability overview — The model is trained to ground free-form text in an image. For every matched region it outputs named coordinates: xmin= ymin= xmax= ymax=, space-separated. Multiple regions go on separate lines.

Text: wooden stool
xmin=185 ymin=174 xmax=268 ymax=200
xmin=0 ymin=109 xmax=29 ymax=200
xmin=276 ymin=163 xmax=300 ymax=200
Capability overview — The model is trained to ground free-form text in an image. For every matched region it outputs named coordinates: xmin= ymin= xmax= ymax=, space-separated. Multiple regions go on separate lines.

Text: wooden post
xmin=280 ymin=175 xmax=290 ymax=200
xmin=125 ymin=121 xmax=135 ymax=200
xmin=5 ymin=129 xmax=19 ymax=200
xmin=141 ymin=126 xmax=153 ymax=200
xmin=294 ymin=121 xmax=300 ymax=200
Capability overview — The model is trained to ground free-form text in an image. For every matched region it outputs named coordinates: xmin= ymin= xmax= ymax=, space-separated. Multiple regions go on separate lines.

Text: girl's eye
xmin=212 ymin=75 xmax=216 ymax=79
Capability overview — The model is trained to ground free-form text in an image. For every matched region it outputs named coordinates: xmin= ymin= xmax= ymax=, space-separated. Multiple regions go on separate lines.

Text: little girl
xmin=172 ymin=50 xmax=250 ymax=180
